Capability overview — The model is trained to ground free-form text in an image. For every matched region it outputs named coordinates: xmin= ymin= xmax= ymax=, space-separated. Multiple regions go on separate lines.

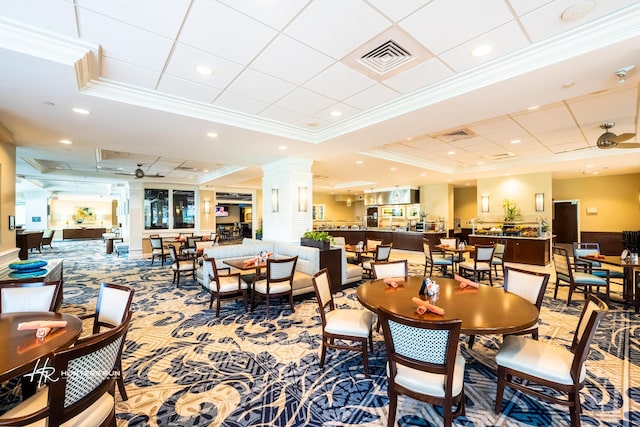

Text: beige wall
xmin=0 ymin=142 xmax=16 ymax=255
xmin=312 ymin=193 xmax=356 ymax=223
xmin=454 ymin=186 xmax=477 ymax=227
xmin=50 ymin=198 xmax=115 ymax=228
xmin=553 ymin=173 xmax=640 ymax=232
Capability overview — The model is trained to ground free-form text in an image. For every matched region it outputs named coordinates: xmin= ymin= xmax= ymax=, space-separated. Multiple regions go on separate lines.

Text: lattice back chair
xmin=458 ymin=244 xmax=496 ymax=285
xmin=423 ymin=239 xmax=454 ymax=277
xmin=378 ymin=307 xmax=465 ymax=427
xmin=251 ymin=256 xmax=298 ymax=319
xmin=372 ymin=260 xmax=408 ymax=279
xmin=362 ymin=244 xmax=392 ymax=278
xmin=150 ymin=236 xmax=168 ymax=266
xmin=311 ymin=269 xmax=374 ymax=377
xmin=0 ymin=312 xmax=132 ymax=427
xmin=0 ymin=281 xmax=61 ymax=313
xmin=552 ymin=246 xmax=609 ymax=305
xmin=204 ymin=258 xmax=249 ymax=317
xmin=495 ymin=294 xmax=609 ymax=427
xmin=491 ymin=242 xmax=506 ymax=276
xmin=168 ymin=245 xmax=196 ymax=288
xmin=572 ymin=242 xmax=624 ymax=286
xmin=78 ymin=283 xmax=134 ymax=401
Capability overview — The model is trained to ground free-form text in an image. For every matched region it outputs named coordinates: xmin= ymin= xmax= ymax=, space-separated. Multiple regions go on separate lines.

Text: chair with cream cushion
xmin=495 ymin=294 xmax=608 ymax=427
xmin=0 ymin=281 xmax=61 ymax=313
xmin=378 ymin=307 xmax=465 ymax=427
xmin=362 ymin=244 xmax=392 ymax=278
xmin=150 ymin=236 xmax=169 ymax=266
xmin=79 ymin=283 xmax=134 ymax=400
xmin=168 ymin=245 xmax=196 ymax=288
xmin=203 ymin=258 xmax=249 ymax=317
xmin=372 ymin=259 xmax=408 ymax=279
xmin=311 ymin=269 xmax=374 ymax=377
xmin=491 ymin=242 xmax=506 ymax=276
xmin=458 ymin=244 xmax=495 ymax=285
xmin=552 ymin=246 xmax=610 ymax=305
xmin=0 ymin=312 xmax=131 ymax=427
xmin=252 ymin=256 xmax=298 ymax=319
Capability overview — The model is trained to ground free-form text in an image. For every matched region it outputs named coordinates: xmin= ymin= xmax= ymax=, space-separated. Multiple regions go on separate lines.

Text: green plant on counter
xmin=502 ymin=199 xmax=520 ymax=222
xmin=302 ymin=230 xmax=332 ymax=242
xmin=539 ymin=218 xmax=549 ymax=232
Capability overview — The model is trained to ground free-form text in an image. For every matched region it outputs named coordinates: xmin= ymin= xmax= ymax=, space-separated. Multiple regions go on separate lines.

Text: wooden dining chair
xmin=311 ymin=269 xmax=374 ymax=377
xmin=378 ymin=307 xmax=465 ymax=427
xmin=251 ymin=256 xmax=298 ymax=319
xmin=458 ymin=244 xmax=495 ymax=285
xmin=150 ymin=236 xmax=169 ymax=265
xmin=203 ymin=258 xmax=249 ymax=317
xmin=495 ymin=294 xmax=609 ymax=427
xmin=0 ymin=313 xmax=132 ymax=427
xmin=572 ymin=242 xmax=624 ymax=286
xmin=423 ymin=239 xmax=454 ymax=277
xmin=78 ymin=283 xmax=134 ymax=401
xmin=0 ymin=281 xmax=62 ymax=313
xmin=168 ymin=245 xmax=196 ymax=288
xmin=371 ymin=260 xmax=408 ymax=279
xmin=552 ymin=246 xmax=610 ymax=305
xmin=362 ymin=244 xmax=392 ymax=278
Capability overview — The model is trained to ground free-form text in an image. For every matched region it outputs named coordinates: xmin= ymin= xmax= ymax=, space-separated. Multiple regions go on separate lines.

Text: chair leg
xmin=467 ymin=334 xmax=476 ymax=349
xmin=569 ymin=391 xmax=581 ymax=427
xmin=361 ymin=337 xmax=369 ymax=378
xmin=116 ymin=358 xmax=128 ymax=401
xmin=387 ymin=389 xmax=398 ymax=427
xmin=319 ymin=339 xmax=327 ymax=368
xmin=423 ymin=259 xmax=428 ymax=276
xmin=494 ymin=366 xmax=506 ymax=414
xmin=289 ymin=293 xmax=295 ymax=314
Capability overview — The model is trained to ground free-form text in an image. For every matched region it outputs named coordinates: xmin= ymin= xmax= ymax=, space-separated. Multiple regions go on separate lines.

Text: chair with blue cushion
xmin=491 ymin=242 xmax=506 ymax=276
xmin=572 ymin=242 xmax=624 ymax=286
xmin=552 ymin=246 xmax=609 ymax=305
xmin=423 ymin=239 xmax=454 ymax=277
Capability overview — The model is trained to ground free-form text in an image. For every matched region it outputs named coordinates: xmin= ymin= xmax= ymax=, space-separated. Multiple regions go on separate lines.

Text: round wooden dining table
xmin=0 ymin=312 xmax=83 ymax=383
xmin=357 ymin=276 xmax=539 ymax=335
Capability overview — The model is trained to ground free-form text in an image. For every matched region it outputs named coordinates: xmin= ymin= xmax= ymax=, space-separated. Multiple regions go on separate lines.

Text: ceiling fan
xmin=117 ymin=163 xmax=165 ymax=179
xmin=596 ymin=122 xmax=640 ymax=149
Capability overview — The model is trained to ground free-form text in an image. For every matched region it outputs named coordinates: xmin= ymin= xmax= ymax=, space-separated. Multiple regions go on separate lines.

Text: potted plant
xmin=502 ymin=199 xmax=520 ymax=223
xmin=301 ymin=230 xmax=332 ymax=250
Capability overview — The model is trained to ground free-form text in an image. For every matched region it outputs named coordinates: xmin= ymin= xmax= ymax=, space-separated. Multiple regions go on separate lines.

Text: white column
xmin=262 ymin=158 xmax=313 ymax=244
xmin=127 ymin=181 xmax=144 ymax=259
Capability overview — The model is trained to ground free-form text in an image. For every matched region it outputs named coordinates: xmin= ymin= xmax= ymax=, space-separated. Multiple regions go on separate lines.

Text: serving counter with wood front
xmin=327 ymin=229 xmax=446 ymax=252
xmin=62 ymin=227 xmax=106 ymax=240
xmin=468 ymin=234 xmax=551 ymax=266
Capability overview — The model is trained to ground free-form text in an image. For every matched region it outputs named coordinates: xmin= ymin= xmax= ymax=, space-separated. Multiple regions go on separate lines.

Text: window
xmin=144 ymin=189 xmax=169 ymax=230
xmin=173 ymin=190 xmax=195 ymax=229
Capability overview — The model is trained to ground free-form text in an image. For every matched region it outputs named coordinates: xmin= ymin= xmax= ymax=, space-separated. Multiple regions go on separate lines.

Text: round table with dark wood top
xmin=357 ymin=276 xmax=539 ymax=335
xmin=0 ymin=312 xmax=83 ymax=383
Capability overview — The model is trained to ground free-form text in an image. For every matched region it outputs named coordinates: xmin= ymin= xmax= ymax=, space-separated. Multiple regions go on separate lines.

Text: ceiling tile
xmin=179 ymin=0 xmax=277 ymax=65
xmin=217 ymin=0 xmax=310 ymax=30
xmin=3 ymin=0 xmax=77 ymax=37
xmin=343 ymin=84 xmax=401 ymax=110
xmin=213 ymin=91 xmax=269 ymax=115
xmin=313 ymin=102 xmax=362 ymax=123
xmin=275 ymin=87 xmax=336 ymax=116
xmin=384 ymin=58 xmax=454 ymax=94
xmin=157 ymin=75 xmax=221 ymax=104
xmin=165 ymin=43 xmax=245 ymax=90
xmin=101 ymin=58 xmax=161 ymax=89
xmin=225 ymin=68 xmax=296 ymax=105
xmin=304 ymin=62 xmax=377 ymax=101
xmin=367 ymin=0 xmax=429 ymax=22
xmin=250 ymin=34 xmax=335 ymax=85
xmin=258 ymin=105 xmax=307 ymax=124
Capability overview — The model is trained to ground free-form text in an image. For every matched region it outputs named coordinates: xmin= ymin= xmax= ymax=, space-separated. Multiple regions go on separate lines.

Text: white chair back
xmin=475 ymin=245 xmax=495 ymax=262
xmin=96 ymin=284 xmax=134 ymax=328
xmin=372 ymin=260 xmax=408 ymax=279
xmin=366 ymin=239 xmax=382 ymax=251
xmin=375 ymin=244 xmax=392 ymax=261
xmin=332 ymin=236 xmax=346 ymax=246
xmin=440 ymin=238 xmax=458 ymax=248
xmin=196 ymin=240 xmax=215 ymax=251
xmin=504 ymin=267 xmax=550 ymax=308
xmin=0 ymin=283 xmax=60 ymax=313
xmin=268 ymin=257 xmax=297 ymax=281
xmin=312 ymin=269 xmax=332 ymax=311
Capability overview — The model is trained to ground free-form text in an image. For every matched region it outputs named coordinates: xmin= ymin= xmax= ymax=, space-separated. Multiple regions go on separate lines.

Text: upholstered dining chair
xmin=378 ymin=307 xmax=465 ymax=427
xmin=371 ymin=259 xmax=408 ymax=279
xmin=495 ymin=294 xmax=609 ymax=427
xmin=552 ymin=246 xmax=610 ymax=305
xmin=0 ymin=281 xmax=61 ymax=313
xmin=0 ymin=313 xmax=131 ymax=427
xmin=168 ymin=245 xmax=196 ymax=288
xmin=491 ymin=242 xmax=506 ymax=276
xmin=362 ymin=244 xmax=392 ymax=278
xmin=40 ymin=229 xmax=54 ymax=249
xmin=203 ymin=258 xmax=249 ymax=317
xmin=467 ymin=266 xmax=550 ymax=349
xmin=311 ymin=269 xmax=374 ymax=377
xmin=458 ymin=244 xmax=496 ymax=285
xmin=251 ymin=256 xmax=298 ymax=319
xmin=78 ymin=283 xmax=134 ymax=401
xmin=150 ymin=236 xmax=169 ymax=266
xmin=423 ymin=239 xmax=454 ymax=277
xmin=572 ymin=242 xmax=624 ymax=286
xmin=181 ymin=235 xmax=202 ymax=257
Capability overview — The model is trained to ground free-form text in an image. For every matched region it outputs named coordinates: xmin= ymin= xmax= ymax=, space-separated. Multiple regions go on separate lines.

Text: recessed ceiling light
xmin=406 ymin=137 xmax=413 ymax=141
xmin=447 ymin=151 xmax=455 ymax=155
xmin=510 ymin=139 xmax=521 ymax=144
xmin=72 ymin=107 xmax=90 ymax=115
xmin=195 ymin=65 xmax=214 ymax=75
xmin=306 ymin=122 xmax=320 ymax=127
xmin=207 ymin=132 xmax=218 ymax=138
xmin=471 ymin=44 xmax=493 ymax=57
xmin=562 ymin=81 xmax=576 ymax=88
xmin=390 ymin=167 xmax=397 ymax=171
xmin=203 ymin=169 xmax=209 ymax=173
xmin=278 ymin=145 xmax=287 ymax=150
xmin=561 ymin=0 xmax=596 ymax=22
xmin=59 ymin=139 xmax=73 ymax=145
xmin=527 ymin=105 xmax=540 ymax=111
xmin=476 ymin=161 xmax=484 ymax=165
xmin=585 ymin=164 xmax=593 ymax=168
xmin=355 ymin=160 xmax=363 ymax=165
xmin=330 ymin=111 xmax=342 ymax=117
xmin=420 ymin=173 xmax=426 ymax=176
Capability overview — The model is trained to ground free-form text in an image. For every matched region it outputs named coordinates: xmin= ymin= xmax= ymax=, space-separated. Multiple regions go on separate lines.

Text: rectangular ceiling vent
xmin=357 ymin=40 xmax=415 ymax=75
xmin=484 ymin=152 xmax=516 ymax=160
xmin=432 ymin=127 xmax=476 ymax=142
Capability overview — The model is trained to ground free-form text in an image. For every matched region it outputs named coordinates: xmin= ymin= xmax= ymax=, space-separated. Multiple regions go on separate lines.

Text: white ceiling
xmin=1 ymin=0 xmax=640 ymax=198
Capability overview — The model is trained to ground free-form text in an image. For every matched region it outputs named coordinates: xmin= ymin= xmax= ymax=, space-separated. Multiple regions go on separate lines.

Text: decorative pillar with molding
xmin=262 ymin=158 xmax=313 ymax=243
xmin=127 ymin=181 xmax=144 ymax=259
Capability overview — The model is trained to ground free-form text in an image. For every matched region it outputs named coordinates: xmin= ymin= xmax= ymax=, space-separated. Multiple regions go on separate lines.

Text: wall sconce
xmin=481 ymin=195 xmax=490 ymax=213
xmin=298 ymin=185 xmax=308 ymax=212
xmin=271 ymin=188 xmax=279 ymax=213
xmin=535 ymin=193 xmax=544 ymax=212
xmin=203 ymin=200 xmax=211 ymax=215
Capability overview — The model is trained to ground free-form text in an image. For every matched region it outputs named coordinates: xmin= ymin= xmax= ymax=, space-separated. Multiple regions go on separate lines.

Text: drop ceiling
xmin=1 ymin=0 xmax=640 ymax=198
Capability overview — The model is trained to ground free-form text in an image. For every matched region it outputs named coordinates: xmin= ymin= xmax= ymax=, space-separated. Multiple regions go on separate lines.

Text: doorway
xmin=553 ymin=200 xmax=579 ymax=245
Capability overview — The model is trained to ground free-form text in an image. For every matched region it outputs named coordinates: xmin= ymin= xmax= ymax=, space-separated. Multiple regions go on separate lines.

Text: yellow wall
xmin=0 ymin=142 xmax=16 ymax=254
xmin=312 ymin=193 xmax=355 ymax=222
xmin=454 ymin=187 xmax=477 ymax=227
xmin=553 ymin=173 xmax=640 ymax=232
xmin=478 ymin=172 xmax=553 ymax=222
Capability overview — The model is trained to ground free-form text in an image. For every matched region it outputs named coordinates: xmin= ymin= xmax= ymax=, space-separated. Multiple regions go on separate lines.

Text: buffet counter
xmin=328 ymin=229 xmax=445 ymax=252
xmin=468 ymin=234 xmax=551 ymax=266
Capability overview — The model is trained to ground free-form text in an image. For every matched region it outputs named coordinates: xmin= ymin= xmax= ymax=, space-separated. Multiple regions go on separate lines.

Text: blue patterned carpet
xmin=2 ymin=240 xmax=638 ymax=426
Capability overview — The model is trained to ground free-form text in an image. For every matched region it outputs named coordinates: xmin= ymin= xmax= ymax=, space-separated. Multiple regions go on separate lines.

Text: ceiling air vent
xmin=432 ymin=127 xmax=476 ymax=143
xmin=484 ymin=152 xmax=516 ymax=161
xmin=357 ymin=40 xmax=414 ymax=75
